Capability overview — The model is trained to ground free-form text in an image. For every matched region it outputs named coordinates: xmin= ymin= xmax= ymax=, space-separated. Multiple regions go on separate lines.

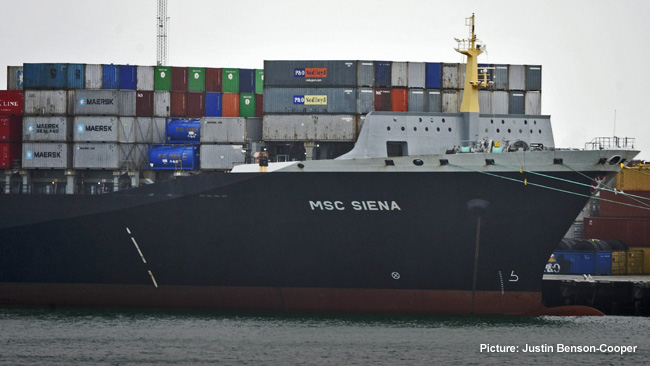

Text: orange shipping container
xmin=222 ymin=93 xmax=240 ymax=117
xmin=584 ymin=216 xmax=650 ymax=247
xmin=391 ymin=88 xmax=408 ymax=112
xmin=599 ymin=190 xmax=650 ymax=217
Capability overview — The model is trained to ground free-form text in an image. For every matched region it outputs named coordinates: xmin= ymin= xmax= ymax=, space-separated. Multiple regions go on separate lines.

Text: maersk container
xmin=24 ymin=90 xmax=66 ymax=116
xmin=0 ymin=116 xmax=22 ymax=142
xmin=407 ymin=62 xmax=425 ymax=89
xmin=154 ymin=66 xmax=172 ymax=91
xmin=526 ymin=65 xmax=542 ymax=91
xmin=263 ymin=87 xmax=357 ymax=114
xmin=525 ymin=91 xmax=541 ymax=115
xmin=493 ymin=65 xmax=509 ymax=90
xmin=22 ymin=142 xmax=71 ymax=169
xmin=136 ymin=91 xmax=154 ymax=117
xmin=239 ymin=69 xmax=255 ymax=94
xmin=148 ymin=145 xmax=199 ymax=170
xmin=205 ymin=92 xmax=222 ymax=117
xmin=201 ymin=117 xmax=262 ymax=144
xmin=85 ymin=64 xmax=103 ymax=89
xmin=478 ymin=90 xmax=491 ymax=114
xmin=73 ymin=116 xmax=122 ymax=143
xmin=442 ymin=63 xmax=460 ymax=89
xmin=119 ymin=65 xmax=137 ymax=90
xmin=391 ymin=88 xmax=408 ymax=112
xmin=187 ymin=92 xmax=205 ymax=118
xmin=425 ymin=63 xmax=442 ymax=88
xmin=119 ymin=90 xmax=136 ymax=116
xmin=0 ymin=90 xmax=24 ymax=115
xmin=425 ymin=89 xmax=441 ymax=112
xmin=102 ymin=64 xmax=120 ymax=89
xmin=7 ymin=66 xmax=24 ymax=90
xmin=263 ymin=114 xmax=358 ymax=141
xmin=508 ymin=64 xmax=525 ymax=90
xmin=172 ymin=67 xmax=188 ymax=92
xmin=357 ymin=88 xmax=374 ymax=114
xmin=408 ymin=89 xmax=425 ymax=112
xmin=357 ymin=61 xmax=374 ymax=87
xmin=135 ymin=117 xmax=153 ymax=143
xmin=442 ymin=90 xmax=459 ymax=113
xmin=239 ymin=93 xmax=256 ymax=117
xmin=200 ymin=144 xmax=245 ymax=170
xmin=391 ymin=62 xmax=408 ymax=87
xmin=492 ymin=91 xmax=509 ymax=114
xmin=166 ymin=118 xmax=200 ymax=143
xmin=374 ymin=61 xmax=391 ymax=88
xmin=66 ymin=64 xmax=85 ymax=89
xmin=137 ymin=66 xmax=154 ymax=91
xmin=152 ymin=118 xmax=166 ymax=143
xmin=264 ymin=60 xmax=358 ymax=87
xmin=508 ymin=91 xmax=525 ymax=114
xmin=0 ymin=143 xmax=21 ymax=168
xmin=255 ymin=69 xmax=264 ymax=94
xmin=188 ymin=67 xmax=205 ymax=92
xmin=153 ymin=91 xmax=170 ymax=117
xmin=68 ymin=89 xmax=118 ymax=116
xmin=23 ymin=116 xmax=70 ymax=142
xmin=222 ymin=68 xmax=240 ymax=93
xmin=205 ymin=68 xmax=222 ymax=92
xmin=374 ymin=88 xmax=391 ymax=111
xmin=170 ymin=92 xmax=187 ymax=117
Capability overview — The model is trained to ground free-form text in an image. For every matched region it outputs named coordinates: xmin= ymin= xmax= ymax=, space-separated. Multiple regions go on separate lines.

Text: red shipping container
xmin=205 ymin=68 xmax=222 ymax=92
xmin=171 ymin=67 xmax=188 ymax=92
xmin=600 ymin=190 xmax=650 ymax=218
xmin=0 ymin=143 xmax=21 ymax=168
xmin=187 ymin=92 xmax=205 ymax=118
xmin=255 ymin=94 xmax=264 ymax=118
xmin=584 ymin=216 xmax=650 ymax=247
xmin=374 ymin=88 xmax=391 ymax=111
xmin=391 ymin=88 xmax=408 ymax=112
xmin=136 ymin=91 xmax=154 ymax=117
xmin=222 ymin=93 xmax=239 ymax=117
xmin=170 ymin=92 xmax=188 ymax=117
xmin=0 ymin=90 xmax=23 ymax=115
xmin=0 ymin=116 xmax=23 ymax=142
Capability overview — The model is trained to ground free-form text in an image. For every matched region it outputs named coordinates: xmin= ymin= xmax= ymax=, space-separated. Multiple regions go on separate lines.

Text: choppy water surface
xmin=1 ymin=307 xmax=648 ymax=365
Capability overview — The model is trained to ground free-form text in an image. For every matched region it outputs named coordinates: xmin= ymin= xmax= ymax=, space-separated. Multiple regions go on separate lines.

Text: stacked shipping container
xmin=0 ymin=90 xmax=23 ymax=168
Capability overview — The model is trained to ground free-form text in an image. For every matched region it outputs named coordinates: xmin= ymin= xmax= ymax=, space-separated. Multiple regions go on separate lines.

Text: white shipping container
xmin=442 ymin=90 xmax=459 ymax=113
xmin=525 ymin=91 xmax=541 ymax=115
xmin=442 ymin=63 xmax=460 ymax=89
xmin=152 ymin=117 xmax=166 ymax=143
xmin=492 ymin=91 xmax=509 ymax=114
xmin=23 ymin=116 xmax=71 ymax=142
xmin=263 ymin=115 xmax=358 ymax=141
xmin=391 ymin=62 xmax=408 ymax=87
xmin=509 ymin=64 xmax=525 ymax=90
xmin=22 ymin=142 xmax=70 ymax=169
xmin=200 ymin=144 xmax=245 ymax=170
xmin=24 ymin=90 xmax=68 ymax=116
xmin=154 ymin=91 xmax=170 ymax=117
xmin=479 ymin=90 xmax=492 ymax=114
xmin=407 ymin=62 xmax=425 ymax=89
xmin=73 ymin=143 xmax=138 ymax=170
xmin=200 ymin=117 xmax=262 ymax=144
xmin=73 ymin=116 xmax=136 ymax=143
xmin=357 ymin=61 xmax=374 ymax=87
xmin=85 ymin=64 xmax=103 ymax=89
xmin=136 ymin=66 xmax=154 ymax=91
xmin=68 ymin=89 xmax=119 ymax=115
xmin=135 ymin=117 xmax=153 ymax=143
xmin=119 ymin=90 xmax=136 ymax=116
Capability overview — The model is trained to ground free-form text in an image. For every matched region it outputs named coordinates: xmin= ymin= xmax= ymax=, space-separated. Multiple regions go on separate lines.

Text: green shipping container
xmin=255 ymin=69 xmax=264 ymax=94
xmin=154 ymin=66 xmax=172 ymax=91
xmin=222 ymin=68 xmax=239 ymax=93
xmin=239 ymin=93 xmax=256 ymax=117
xmin=188 ymin=67 xmax=205 ymax=92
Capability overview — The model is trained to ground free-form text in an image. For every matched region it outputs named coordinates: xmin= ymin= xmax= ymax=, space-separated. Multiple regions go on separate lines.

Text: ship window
xmin=414 ymin=127 xmax=417 ymax=131
xmin=539 ymin=129 xmax=542 ymax=134
xmin=419 ymin=118 xmax=422 ymax=122
xmin=401 ymin=127 xmax=405 ymax=131
xmin=524 ymin=120 xmax=528 ymax=125
xmin=497 ymin=129 xmax=500 ymax=133
xmin=442 ymin=118 xmax=446 ymax=123
xmin=491 ymin=119 xmax=494 ymax=124
xmin=519 ymin=129 xmax=522 ymax=133
xmin=448 ymin=127 xmax=452 ymax=132
xmin=501 ymin=120 xmax=505 ymax=124
xmin=508 ymin=129 xmax=511 ymax=133
xmin=387 ymin=141 xmax=408 ymax=157
xmin=530 ymin=129 xmax=533 ymax=133
xmin=387 ymin=126 xmax=391 ymax=131
xmin=485 ymin=128 xmax=488 ymax=133
xmin=534 ymin=121 xmax=537 ymax=125
xmin=425 ymin=127 xmax=429 ymax=132
xmin=436 ymin=127 xmax=440 ymax=132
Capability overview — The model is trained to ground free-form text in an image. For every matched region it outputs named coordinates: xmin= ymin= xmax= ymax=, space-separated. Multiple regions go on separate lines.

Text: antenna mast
xmin=157 ymin=0 xmax=169 ymax=66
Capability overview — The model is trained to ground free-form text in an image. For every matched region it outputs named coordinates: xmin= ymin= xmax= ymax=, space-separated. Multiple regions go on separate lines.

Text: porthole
xmin=436 ymin=127 xmax=440 ymax=132
xmin=519 ymin=129 xmax=522 ymax=133
xmin=534 ymin=121 xmax=537 ymax=125
xmin=387 ymin=126 xmax=391 ymax=131
xmin=497 ymin=128 xmax=500 ymax=133
xmin=501 ymin=120 xmax=505 ymax=124
xmin=490 ymin=119 xmax=494 ymax=124
xmin=524 ymin=120 xmax=528 ymax=125
xmin=419 ymin=118 xmax=422 ymax=122
xmin=485 ymin=128 xmax=489 ymax=133
xmin=413 ymin=159 xmax=424 ymax=166
xmin=539 ymin=129 xmax=542 ymax=134
xmin=401 ymin=127 xmax=405 ymax=131
xmin=530 ymin=129 xmax=533 ymax=133
xmin=448 ymin=127 xmax=452 ymax=132
xmin=507 ymin=129 xmax=511 ymax=133
xmin=442 ymin=118 xmax=446 ymax=123
xmin=414 ymin=127 xmax=417 ymax=131
xmin=425 ymin=127 xmax=429 ymax=132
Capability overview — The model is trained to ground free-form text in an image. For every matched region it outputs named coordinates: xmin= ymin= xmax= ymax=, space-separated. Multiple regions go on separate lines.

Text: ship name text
xmin=309 ymin=200 xmax=401 ymax=211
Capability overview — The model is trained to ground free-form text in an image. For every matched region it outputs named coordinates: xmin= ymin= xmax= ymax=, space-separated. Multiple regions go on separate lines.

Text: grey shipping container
xmin=22 ymin=142 xmax=71 ymax=169
xmin=357 ymin=88 xmax=374 ymax=114
xmin=526 ymin=65 xmax=542 ymax=91
xmin=442 ymin=90 xmax=459 ymax=113
xmin=23 ymin=116 xmax=71 ymax=142
xmin=152 ymin=117 xmax=166 ymax=143
xmin=200 ymin=144 xmax=245 ymax=170
xmin=442 ymin=63 xmax=460 ymax=89
xmin=263 ymin=114 xmax=358 ymax=141
xmin=525 ymin=91 xmax=541 ymax=115
xmin=68 ymin=89 xmax=119 ymax=115
xmin=154 ymin=91 xmax=170 ymax=117
xmin=459 ymin=64 xmax=466 ymax=89
xmin=357 ymin=61 xmax=374 ymax=87
xmin=119 ymin=90 xmax=136 ymax=116
xmin=200 ymin=117 xmax=262 ymax=144
xmin=407 ymin=62 xmax=425 ymax=89
xmin=263 ymin=87 xmax=357 ymax=114
xmin=509 ymin=91 xmax=525 ymax=114
xmin=73 ymin=143 xmax=138 ymax=170
xmin=135 ymin=117 xmax=153 ymax=143
xmin=391 ymin=62 xmax=408 ymax=87
xmin=7 ymin=66 xmax=23 ymax=90
xmin=137 ymin=66 xmax=154 ymax=91
xmin=478 ymin=90 xmax=492 ymax=114
xmin=264 ymin=60 xmax=358 ymax=87
xmin=508 ymin=64 xmax=525 ymax=90
xmin=408 ymin=89 xmax=425 ymax=112
xmin=493 ymin=65 xmax=509 ymax=90
xmin=492 ymin=91 xmax=509 ymax=114
xmin=85 ymin=64 xmax=103 ymax=89
xmin=425 ymin=90 xmax=441 ymax=113
xmin=73 ymin=116 xmax=136 ymax=143
xmin=24 ymin=90 xmax=68 ymax=116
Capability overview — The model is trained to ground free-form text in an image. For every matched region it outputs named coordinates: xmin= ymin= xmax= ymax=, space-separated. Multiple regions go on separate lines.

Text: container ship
xmin=0 ymin=16 xmax=639 ymax=315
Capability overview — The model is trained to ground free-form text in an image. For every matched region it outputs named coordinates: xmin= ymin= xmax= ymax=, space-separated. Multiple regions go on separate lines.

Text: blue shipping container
xmin=148 ymin=145 xmax=199 ymax=170
xmin=596 ymin=252 xmax=613 ymax=275
xmin=23 ymin=63 xmax=45 ymax=89
xmin=119 ymin=65 xmax=137 ymax=90
xmin=66 ymin=63 xmax=85 ymax=89
xmin=165 ymin=118 xmax=201 ymax=143
xmin=205 ymin=92 xmax=222 ymax=117
xmin=102 ymin=64 xmax=120 ymax=89
xmin=239 ymin=69 xmax=255 ymax=94
xmin=44 ymin=63 xmax=68 ymax=89
xmin=374 ymin=61 xmax=391 ymax=88
xmin=554 ymin=251 xmax=596 ymax=275
xmin=425 ymin=62 xmax=442 ymax=88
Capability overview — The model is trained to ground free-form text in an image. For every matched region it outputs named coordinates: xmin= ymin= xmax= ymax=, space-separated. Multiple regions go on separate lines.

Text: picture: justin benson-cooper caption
xmin=480 ymin=343 xmax=638 ymax=355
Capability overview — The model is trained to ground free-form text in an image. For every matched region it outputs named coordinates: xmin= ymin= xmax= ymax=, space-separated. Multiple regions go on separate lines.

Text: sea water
xmin=1 ymin=307 xmax=648 ymax=365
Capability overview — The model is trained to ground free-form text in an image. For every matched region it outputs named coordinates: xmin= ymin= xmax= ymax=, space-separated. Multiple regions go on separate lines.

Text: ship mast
xmin=455 ymin=14 xmax=492 ymax=113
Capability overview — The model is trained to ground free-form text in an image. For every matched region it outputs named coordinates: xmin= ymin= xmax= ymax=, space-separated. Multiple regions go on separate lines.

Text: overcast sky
xmin=1 ymin=0 xmax=648 ymax=159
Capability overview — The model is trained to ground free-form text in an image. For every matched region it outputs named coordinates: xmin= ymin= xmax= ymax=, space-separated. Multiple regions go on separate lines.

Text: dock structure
xmin=543 ymin=275 xmax=650 ymax=316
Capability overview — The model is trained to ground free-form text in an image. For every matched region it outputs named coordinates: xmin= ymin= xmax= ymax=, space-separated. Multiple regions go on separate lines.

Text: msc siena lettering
xmin=309 ymin=201 xmax=401 ymax=211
